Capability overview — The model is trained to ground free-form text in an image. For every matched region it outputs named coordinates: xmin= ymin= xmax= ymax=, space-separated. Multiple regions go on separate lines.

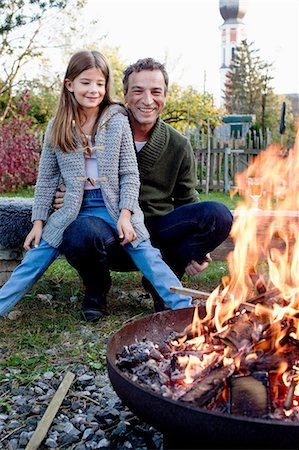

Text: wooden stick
xmin=170 ymin=287 xmax=263 ymax=314
xmin=283 ymin=378 xmax=297 ymax=410
xmin=25 ymin=371 xmax=75 ymax=450
xmin=170 ymin=286 xmax=211 ymax=298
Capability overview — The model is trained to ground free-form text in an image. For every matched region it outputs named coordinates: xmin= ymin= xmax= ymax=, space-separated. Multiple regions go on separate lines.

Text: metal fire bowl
xmin=106 ymin=307 xmax=299 ymax=450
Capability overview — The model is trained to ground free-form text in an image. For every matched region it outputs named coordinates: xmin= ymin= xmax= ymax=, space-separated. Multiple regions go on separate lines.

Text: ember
xmin=116 ymin=132 xmax=299 ymax=424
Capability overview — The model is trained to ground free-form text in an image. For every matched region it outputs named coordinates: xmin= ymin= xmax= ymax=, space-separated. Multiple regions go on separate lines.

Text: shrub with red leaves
xmin=0 ymin=92 xmax=41 ymax=193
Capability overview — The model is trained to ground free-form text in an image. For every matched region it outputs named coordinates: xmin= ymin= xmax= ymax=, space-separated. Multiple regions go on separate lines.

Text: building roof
xmin=219 ymin=0 xmax=247 ymax=23
xmin=222 ymin=115 xmax=255 ymax=123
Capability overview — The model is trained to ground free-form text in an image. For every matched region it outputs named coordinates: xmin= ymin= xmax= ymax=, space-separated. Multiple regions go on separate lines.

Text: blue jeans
xmin=64 ymin=200 xmax=232 ymax=277
xmin=0 ymin=240 xmax=59 ymax=316
xmin=146 ymin=201 xmax=233 ymax=277
xmin=62 ymin=190 xmax=192 ymax=310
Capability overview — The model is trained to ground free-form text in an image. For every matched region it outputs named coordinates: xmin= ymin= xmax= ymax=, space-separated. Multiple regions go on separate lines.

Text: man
xmin=57 ymin=58 xmax=233 ymax=316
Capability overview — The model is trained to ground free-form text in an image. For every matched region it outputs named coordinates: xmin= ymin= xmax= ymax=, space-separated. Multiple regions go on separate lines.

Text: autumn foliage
xmin=0 ymin=93 xmax=41 ymax=193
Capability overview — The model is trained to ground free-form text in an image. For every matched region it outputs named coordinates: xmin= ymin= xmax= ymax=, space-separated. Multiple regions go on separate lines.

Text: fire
xmin=209 ymin=129 xmax=298 ymax=322
xmin=176 ymin=131 xmax=299 ymax=414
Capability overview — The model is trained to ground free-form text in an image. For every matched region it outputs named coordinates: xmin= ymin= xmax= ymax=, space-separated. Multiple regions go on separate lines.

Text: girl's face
xmin=65 ymin=67 xmax=106 ymax=112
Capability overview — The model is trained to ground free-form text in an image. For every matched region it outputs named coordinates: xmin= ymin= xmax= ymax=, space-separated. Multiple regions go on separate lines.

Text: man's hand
xmin=185 ymin=253 xmax=212 ymax=277
xmin=53 ymin=184 xmax=66 ymax=210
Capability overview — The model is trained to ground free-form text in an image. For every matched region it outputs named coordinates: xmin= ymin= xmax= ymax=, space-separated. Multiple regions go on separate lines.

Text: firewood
xmin=249 ymin=267 xmax=267 ymax=294
xmin=178 ymin=363 xmax=235 ymax=407
xmin=246 ymin=288 xmax=281 ymax=306
xmin=230 ymin=372 xmax=270 ymax=418
xmin=216 ymin=310 xmax=269 ymax=351
xmin=283 ymin=378 xmax=297 ymax=410
xmin=283 ymin=368 xmax=299 ymax=410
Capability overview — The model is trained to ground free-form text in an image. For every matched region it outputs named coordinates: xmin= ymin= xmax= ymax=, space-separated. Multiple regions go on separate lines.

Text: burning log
xmin=230 ymin=372 xmax=270 ymax=418
xmin=247 ymin=288 xmax=285 ymax=309
xmin=178 ymin=363 xmax=235 ymax=407
xmin=283 ymin=378 xmax=297 ymax=410
xmin=216 ymin=309 xmax=269 ymax=351
xmin=283 ymin=366 xmax=299 ymax=410
xmin=249 ymin=267 xmax=267 ymax=294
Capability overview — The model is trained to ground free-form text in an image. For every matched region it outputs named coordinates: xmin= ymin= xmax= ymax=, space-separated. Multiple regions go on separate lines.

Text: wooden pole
xmin=205 ymin=117 xmax=211 ymax=195
xmin=25 ymin=371 xmax=75 ymax=450
xmin=170 ymin=286 xmax=211 ymax=299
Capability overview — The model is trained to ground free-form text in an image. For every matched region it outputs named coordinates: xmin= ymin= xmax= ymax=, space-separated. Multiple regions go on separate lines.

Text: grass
xmin=0 ymin=259 xmax=228 ymax=382
xmin=0 ymin=187 xmax=231 ymax=385
xmin=0 ymin=186 xmax=35 ymax=198
xmin=198 ymin=191 xmax=242 ymax=210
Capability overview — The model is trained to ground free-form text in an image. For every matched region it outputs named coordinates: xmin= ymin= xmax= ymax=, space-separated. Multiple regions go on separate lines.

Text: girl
xmin=0 ymin=50 xmax=192 ymax=321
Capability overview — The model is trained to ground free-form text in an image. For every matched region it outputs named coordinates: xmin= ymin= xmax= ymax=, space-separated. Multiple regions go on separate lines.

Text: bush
xmin=0 ymin=93 xmax=41 ymax=193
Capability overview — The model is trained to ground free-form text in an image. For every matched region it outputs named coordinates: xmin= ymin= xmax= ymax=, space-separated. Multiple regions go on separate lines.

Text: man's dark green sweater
xmin=137 ymin=118 xmax=199 ymax=221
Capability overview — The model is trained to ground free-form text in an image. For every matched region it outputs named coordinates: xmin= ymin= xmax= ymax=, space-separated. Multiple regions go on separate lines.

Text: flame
xmin=177 ymin=131 xmax=299 ymax=391
xmin=219 ymin=130 xmax=299 ymax=331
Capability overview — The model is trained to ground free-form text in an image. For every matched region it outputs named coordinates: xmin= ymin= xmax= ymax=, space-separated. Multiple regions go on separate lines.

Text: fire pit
xmin=107 ymin=306 xmax=299 ymax=450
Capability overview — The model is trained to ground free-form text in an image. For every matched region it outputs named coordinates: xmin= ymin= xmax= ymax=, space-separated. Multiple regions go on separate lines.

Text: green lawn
xmin=198 ymin=191 xmax=241 ymax=209
xmin=0 ymin=186 xmax=35 ymax=197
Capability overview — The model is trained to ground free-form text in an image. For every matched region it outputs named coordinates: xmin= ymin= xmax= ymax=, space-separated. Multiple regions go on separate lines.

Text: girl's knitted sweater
xmin=31 ymin=105 xmax=149 ymax=248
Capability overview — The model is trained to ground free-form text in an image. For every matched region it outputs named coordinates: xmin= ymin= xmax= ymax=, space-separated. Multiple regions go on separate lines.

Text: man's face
xmin=125 ymin=70 xmax=166 ymax=128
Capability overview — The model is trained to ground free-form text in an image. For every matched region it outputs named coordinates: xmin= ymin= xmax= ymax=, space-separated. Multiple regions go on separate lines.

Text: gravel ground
xmin=0 ymin=364 xmax=163 ymax=450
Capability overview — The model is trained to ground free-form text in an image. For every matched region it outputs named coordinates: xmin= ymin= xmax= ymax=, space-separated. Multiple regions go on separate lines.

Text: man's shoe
xmin=80 ymin=294 xmax=107 ymax=322
xmin=141 ymin=277 xmax=170 ymax=313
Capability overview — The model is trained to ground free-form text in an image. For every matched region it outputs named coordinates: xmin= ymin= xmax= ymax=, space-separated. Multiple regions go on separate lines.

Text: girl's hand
xmin=23 ymin=220 xmax=43 ymax=250
xmin=117 ymin=209 xmax=137 ymax=246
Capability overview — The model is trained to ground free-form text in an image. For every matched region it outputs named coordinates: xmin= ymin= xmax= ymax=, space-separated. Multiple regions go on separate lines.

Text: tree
xmin=224 ymin=40 xmax=273 ymax=124
xmin=224 ymin=40 xmax=296 ymax=144
xmin=15 ymin=77 xmax=61 ymax=129
xmin=99 ymin=46 xmax=126 ymax=101
xmin=0 ymin=0 xmax=85 ymax=121
xmin=162 ymin=83 xmax=223 ymax=135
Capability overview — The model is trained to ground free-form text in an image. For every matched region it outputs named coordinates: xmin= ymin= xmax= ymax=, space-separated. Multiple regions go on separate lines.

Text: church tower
xmin=219 ymin=0 xmax=247 ymax=104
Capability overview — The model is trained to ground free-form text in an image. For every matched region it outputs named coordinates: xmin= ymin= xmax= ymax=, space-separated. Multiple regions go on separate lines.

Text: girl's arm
xmin=31 ymin=122 xmax=61 ymax=223
xmin=23 ymin=220 xmax=43 ymax=250
xmin=117 ymin=208 xmax=137 ymax=246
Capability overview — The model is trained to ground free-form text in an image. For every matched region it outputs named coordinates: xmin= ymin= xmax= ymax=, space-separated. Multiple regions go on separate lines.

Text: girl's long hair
xmin=50 ymin=50 xmax=115 ymax=152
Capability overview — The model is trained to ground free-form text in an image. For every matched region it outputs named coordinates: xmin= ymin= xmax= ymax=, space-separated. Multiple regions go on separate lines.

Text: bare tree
xmin=0 ymin=0 xmax=85 ymax=121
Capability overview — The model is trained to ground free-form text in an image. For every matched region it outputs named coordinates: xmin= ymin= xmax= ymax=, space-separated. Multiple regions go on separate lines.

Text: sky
xmin=80 ymin=0 xmax=299 ymax=105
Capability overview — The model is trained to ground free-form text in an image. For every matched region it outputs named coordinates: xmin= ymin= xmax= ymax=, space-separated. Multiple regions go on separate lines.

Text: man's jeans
xmin=62 ymin=201 xmax=233 ymax=297
xmin=146 ymin=201 xmax=233 ymax=277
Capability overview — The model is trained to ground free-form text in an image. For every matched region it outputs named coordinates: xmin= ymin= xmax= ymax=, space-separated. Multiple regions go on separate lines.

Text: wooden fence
xmin=194 ymin=138 xmax=262 ymax=193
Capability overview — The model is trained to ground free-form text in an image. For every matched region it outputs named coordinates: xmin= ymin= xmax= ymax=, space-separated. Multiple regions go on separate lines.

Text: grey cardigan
xmin=31 ymin=105 xmax=150 ymax=248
